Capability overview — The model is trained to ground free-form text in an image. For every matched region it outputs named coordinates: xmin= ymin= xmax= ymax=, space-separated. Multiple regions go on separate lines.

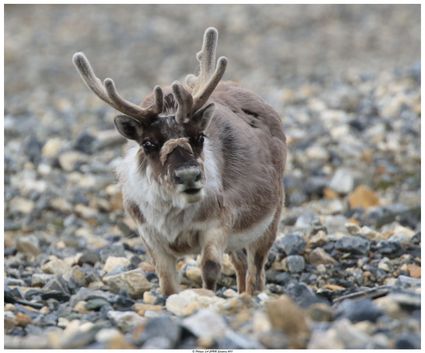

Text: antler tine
xmin=152 ymin=85 xmax=164 ymax=115
xmin=182 ymin=27 xmax=228 ymax=113
xmin=73 ymin=52 xmax=161 ymax=120
xmin=184 ymin=74 xmax=197 ymax=89
xmin=198 ymin=27 xmax=218 ymax=83
xmin=104 ymin=78 xmax=152 ymax=118
xmin=192 ymin=56 xmax=227 ymax=112
xmin=73 ymin=52 xmax=114 ymax=106
xmin=172 ymin=81 xmax=193 ymax=124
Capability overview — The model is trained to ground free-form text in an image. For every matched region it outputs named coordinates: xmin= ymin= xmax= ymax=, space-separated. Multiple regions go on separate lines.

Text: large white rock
xmin=183 ymin=309 xmax=228 ymax=340
xmin=166 ymin=289 xmax=225 ymax=316
xmin=103 ymin=269 xmax=151 ymax=298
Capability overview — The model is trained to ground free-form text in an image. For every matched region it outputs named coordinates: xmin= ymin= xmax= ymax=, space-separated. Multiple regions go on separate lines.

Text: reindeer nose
xmin=174 ymin=167 xmax=202 ymax=185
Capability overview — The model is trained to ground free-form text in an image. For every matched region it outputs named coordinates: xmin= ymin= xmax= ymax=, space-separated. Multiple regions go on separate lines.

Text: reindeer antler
xmin=72 ymin=52 xmax=163 ymax=120
xmin=172 ymin=81 xmax=193 ymax=124
xmin=184 ymin=27 xmax=228 ymax=113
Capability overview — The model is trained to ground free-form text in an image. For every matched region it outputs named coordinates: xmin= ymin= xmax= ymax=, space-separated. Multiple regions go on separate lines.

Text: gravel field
xmin=4 ymin=4 xmax=421 ymax=349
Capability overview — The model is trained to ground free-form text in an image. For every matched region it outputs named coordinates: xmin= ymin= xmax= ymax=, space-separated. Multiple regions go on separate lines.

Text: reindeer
xmin=73 ymin=27 xmax=286 ymax=296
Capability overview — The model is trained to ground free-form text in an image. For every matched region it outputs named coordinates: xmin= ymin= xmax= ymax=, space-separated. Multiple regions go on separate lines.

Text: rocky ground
xmin=4 ymin=5 xmax=421 ymax=349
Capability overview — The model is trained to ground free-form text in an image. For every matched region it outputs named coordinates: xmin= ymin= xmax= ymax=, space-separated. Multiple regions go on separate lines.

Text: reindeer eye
xmin=142 ymin=140 xmax=158 ymax=153
xmin=193 ymin=133 xmax=205 ymax=146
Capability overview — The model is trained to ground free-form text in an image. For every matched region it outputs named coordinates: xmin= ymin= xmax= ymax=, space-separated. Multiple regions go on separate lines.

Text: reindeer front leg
xmin=200 ymin=228 xmax=227 ymax=291
xmin=140 ymin=227 xmax=179 ymax=296
xmin=152 ymin=251 xmax=179 ymax=296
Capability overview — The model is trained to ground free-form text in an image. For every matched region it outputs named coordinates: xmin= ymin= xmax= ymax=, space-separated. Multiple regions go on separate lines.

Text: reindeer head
xmin=73 ymin=27 xmax=227 ymax=204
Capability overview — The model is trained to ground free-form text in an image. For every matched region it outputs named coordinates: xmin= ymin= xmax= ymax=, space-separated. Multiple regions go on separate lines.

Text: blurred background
xmin=4 ymin=5 xmax=421 ymax=349
xmin=5 ymin=5 xmax=420 ymax=96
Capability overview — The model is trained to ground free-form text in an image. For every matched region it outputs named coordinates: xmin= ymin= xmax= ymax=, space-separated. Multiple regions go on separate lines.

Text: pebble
xmin=103 ymin=269 xmax=151 ymax=298
xmin=95 ymin=328 xmax=124 ymax=343
xmin=217 ymin=331 xmax=263 ymax=349
xmin=10 ymin=197 xmax=35 ymax=214
xmin=74 ymin=131 xmax=96 ymax=154
xmin=333 ymin=319 xmax=372 ymax=349
xmin=183 ymin=309 xmax=228 ymax=340
xmin=348 ymin=185 xmax=380 ymax=208
xmin=308 ymin=230 xmax=328 ymax=247
xmin=107 ymin=311 xmax=145 ymax=332
xmin=395 ymin=333 xmax=421 ymax=349
xmin=336 ymin=299 xmax=384 ymax=323
xmin=78 ymin=250 xmax=101 ymax=266
xmin=285 ymin=255 xmax=305 ymax=273
xmin=137 ymin=316 xmax=181 ymax=348
xmin=265 ymin=295 xmax=310 ymax=348
xmin=102 ymin=256 xmax=130 ymax=273
xmin=259 ymin=330 xmax=289 ymax=349
xmin=335 ymin=235 xmax=370 ymax=254
xmin=165 ymin=289 xmax=225 ymax=316
xmin=309 ymin=247 xmax=337 ymax=265
xmin=387 ymin=224 xmax=416 ymax=244
xmin=184 ymin=264 xmax=202 ymax=284
xmin=285 ymin=282 xmax=327 ymax=308
xmin=308 ymin=327 xmax=344 ymax=349
xmin=329 ymin=168 xmax=354 ymax=194
xmin=223 ymin=288 xmax=237 ymax=298
xmin=41 ymin=257 xmax=72 ymax=276
xmin=133 ymin=303 xmax=162 ymax=316
xmin=376 ymin=240 xmax=401 ymax=255
xmin=41 ymin=138 xmax=64 ymax=159
xmin=307 ymin=303 xmax=333 ymax=322
xmin=16 ymin=235 xmax=40 ymax=256
xmin=58 ymin=151 xmax=87 ymax=171
xmin=276 ymin=233 xmax=306 ymax=255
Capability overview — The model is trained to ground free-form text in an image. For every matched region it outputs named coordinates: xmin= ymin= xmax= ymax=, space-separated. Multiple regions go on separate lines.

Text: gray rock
xmin=218 ymin=331 xmax=264 ymax=349
xmin=70 ymin=288 xmax=114 ymax=307
xmin=107 ymin=311 xmax=146 ymax=332
xmin=78 ymin=250 xmax=100 ymax=266
xmin=294 ymin=211 xmax=319 ymax=229
xmin=85 ymin=297 xmax=111 ymax=311
xmin=99 ymin=244 xmax=126 ymax=261
xmin=277 ymin=233 xmax=306 ymax=255
xmin=138 ymin=316 xmax=181 ymax=348
xmin=395 ymin=275 xmax=420 ymax=290
xmin=336 ymin=299 xmax=383 ymax=323
xmin=388 ymin=292 xmax=420 ymax=309
xmin=142 ymin=336 xmax=176 ymax=349
xmin=74 ymin=131 xmax=96 ymax=154
xmin=335 ymin=236 xmax=370 ymax=254
xmin=395 ymin=333 xmax=421 ymax=349
xmin=286 ymin=255 xmax=305 ymax=273
xmin=285 ymin=282 xmax=327 ymax=308
xmin=376 ymin=240 xmax=401 ymax=255
xmin=24 ymin=134 xmax=43 ymax=164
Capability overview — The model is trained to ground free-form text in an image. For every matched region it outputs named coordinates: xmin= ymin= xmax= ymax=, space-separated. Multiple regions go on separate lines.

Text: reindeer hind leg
xmin=246 ymin=210 xmax=280 ymax=295
xmin=230 ymin=249 xmax=248 ymax=293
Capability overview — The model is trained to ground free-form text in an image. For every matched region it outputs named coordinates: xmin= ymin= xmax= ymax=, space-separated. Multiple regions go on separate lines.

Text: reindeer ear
xmin=114 ymin=115 xmax=142 ymax=140
xmin=192 ymin=103 xmax=215 ymax=131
